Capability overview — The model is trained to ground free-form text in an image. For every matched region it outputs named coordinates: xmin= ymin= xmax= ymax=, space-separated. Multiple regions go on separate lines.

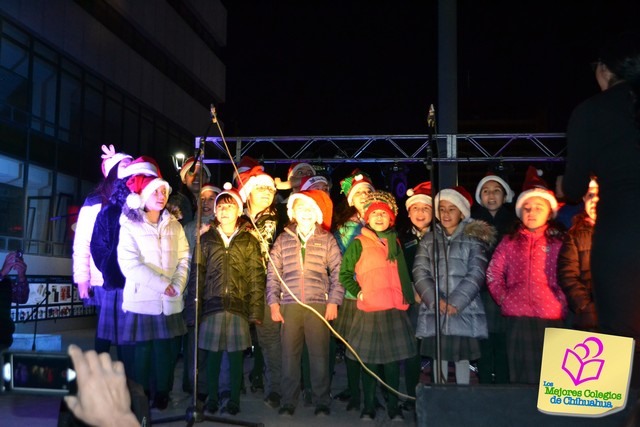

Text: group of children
xmin=73 ymin=149 xmax=599 ymax=420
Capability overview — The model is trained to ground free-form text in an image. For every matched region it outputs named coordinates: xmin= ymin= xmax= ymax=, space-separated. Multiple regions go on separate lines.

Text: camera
xmin=15 ymin=249 xmax=23 ymax=260
xmin=2 ymin=351 xmax=76 ymax=395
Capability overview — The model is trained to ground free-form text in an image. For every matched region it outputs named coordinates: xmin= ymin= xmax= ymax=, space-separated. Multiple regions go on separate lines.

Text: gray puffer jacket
xmin=266 ymin=223 xmax=344 ymax=306
xmin=413 ymin=219 xmax=496 ymax=339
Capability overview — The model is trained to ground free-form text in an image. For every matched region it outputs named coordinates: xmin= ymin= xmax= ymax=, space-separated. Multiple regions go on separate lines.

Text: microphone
xmin=210 ymin=103 xmax=217 ymax=124
xmin=427 ymin=104 xmax=436 ymax=129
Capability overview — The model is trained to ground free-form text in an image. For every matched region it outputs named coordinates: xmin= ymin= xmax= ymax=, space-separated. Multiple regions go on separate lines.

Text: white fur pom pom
xmin=406 ymin=189 xmax=415 ymax=197
xmin=223 ymin=182 xmax=232 ymax=190
xmin=537 ymin=169 xmax=543 ymax=176
xmin=126 ymin=193 xmax=142 ymax=209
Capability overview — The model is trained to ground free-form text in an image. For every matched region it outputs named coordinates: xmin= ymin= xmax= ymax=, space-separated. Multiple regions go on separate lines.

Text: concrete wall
xmin=0 ymin=0 xmax=226 ymax=136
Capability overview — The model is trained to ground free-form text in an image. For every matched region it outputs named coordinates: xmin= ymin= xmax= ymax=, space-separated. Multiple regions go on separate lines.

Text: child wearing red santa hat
xmin=486 ymin=166 xmax=567 ymax=384
xmin=413 ymin=186 xmax=496 ymax=386
xmin=267 ymin=189 xmax=344 ymax=417
xmin=117 ymin=170 xmax=190 ymax=409
xmin=190 ymin=183 xmax=265 ymax=415
xmin=331 ymin=169 xmax=375 ymax=409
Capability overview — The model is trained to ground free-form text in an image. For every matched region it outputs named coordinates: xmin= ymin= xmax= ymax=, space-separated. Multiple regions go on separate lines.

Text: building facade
xmin=0 ymin=0 xmax=226 ymax=271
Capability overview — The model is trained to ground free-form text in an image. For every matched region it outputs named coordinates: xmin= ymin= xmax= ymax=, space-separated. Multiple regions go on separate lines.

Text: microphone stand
xmin=22 ymin=290 xmax=51 ymax=351
xmin=425 ymin=104 xmax=444 ymax=384
xmin=154 ymin=106 xmax=262 ymax=427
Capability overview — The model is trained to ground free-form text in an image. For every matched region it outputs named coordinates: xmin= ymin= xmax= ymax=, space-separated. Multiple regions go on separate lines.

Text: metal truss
xmin=198 ymin=133 xmax=567 ymax=165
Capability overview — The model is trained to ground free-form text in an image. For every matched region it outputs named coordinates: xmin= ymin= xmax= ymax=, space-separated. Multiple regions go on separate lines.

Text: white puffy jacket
xmin=72 ymin=200 xmax=104 ymax=287
xmin=118 ymin=209 xmax=190 ymax=315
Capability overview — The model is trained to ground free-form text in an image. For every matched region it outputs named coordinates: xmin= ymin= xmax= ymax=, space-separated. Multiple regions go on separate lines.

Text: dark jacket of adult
xmin=564 ymin=82 xmax=640 ymax=342
xmin=190 ymin=223 xmax=265 ymax=323
xmin=557 ymin=212 xmax=597 ymax=331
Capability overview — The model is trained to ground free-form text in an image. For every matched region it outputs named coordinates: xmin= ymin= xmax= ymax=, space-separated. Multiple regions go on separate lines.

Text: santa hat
xmin=118 ymin=156 xmax=161 ymax=179
xmin=515 ymin=166 xmax=558 ymax=219
xmin=101 ymin=144 xmax=133 ymax=178
xmin=300 ymin=175 xmax=329 ymax=192
xmin=237 ymin=166 xmax=276 ymax=202
xmin=406 ymin=181 xmax=433 ymax=210
xmin=435 ymin=186 xmax=473 ymax=220
xmin=125 ymin=175 xmax=171 ymax=209
xmin=475 ymin=172 xmax=515 ymax=205
xmin=288 ymin=162 xmax=315 ymax=180
xmin=200 ymin=184 xmax=222 ymax=196
xmin=363 ymin=190 xmax=399 ymax=226
xmin=233 ymin=156 xmax=263 ymax=185
xmin=275 ymin=162 xmax=316 ymax=190
xmin=287 ymin=189 xmax=329 ymax=226
xmin=214 ymin=182 xmax=243 ymax=214
xmin=340 ymin=169 xmax=375 ymax=206
xmin=179 ymin=157 xmax=211 ymax=183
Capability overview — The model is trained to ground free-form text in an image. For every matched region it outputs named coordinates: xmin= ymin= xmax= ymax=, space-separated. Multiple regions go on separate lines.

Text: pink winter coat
xmin=486 ymin=224 xmax=567 ymax=320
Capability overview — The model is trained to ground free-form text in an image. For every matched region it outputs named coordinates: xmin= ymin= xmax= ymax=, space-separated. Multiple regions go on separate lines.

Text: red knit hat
xmin=214 ymin=182 xmax=243 ymax=214
xmin=101 ymin=144 xmax=133 ymax=178
xmin=119 ymin=156 xmax=161 ymax=179
xmin=340 ymin=169 xmax=375 ymax=206
xmin=237 ymin=166 xmax=276 ymax=202
xmin=180 ymin=157 xmax=211 ymax=183
xmin=125 ymin=176 xmax=171 ymax=209
xmin=363 ymin=190 xmax=399 ymax=226
xmin=434 ymin=186 xmax=473 ymax=219
xmin=405 ymin=181 xmax=433 ymax=210
xmin=287 ymin=189 xmax=332 ymax=227
xmin=515 ymin=166 xmax=558 ymax=219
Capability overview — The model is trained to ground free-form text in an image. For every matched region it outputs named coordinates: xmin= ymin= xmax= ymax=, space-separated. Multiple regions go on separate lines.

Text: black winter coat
xmin=90 ymin=204 xmax=126 ymax=290
xmin=557 ymin=212 xmax=597 ymax=331
xmin=190 ymin=226 xmax=265 ymax=323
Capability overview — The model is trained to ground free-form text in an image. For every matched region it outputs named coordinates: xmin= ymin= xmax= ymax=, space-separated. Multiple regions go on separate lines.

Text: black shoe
xmin=388 ymin=407 xmax=405 ymax=421
xmin=204 ymin=400 xmax=218 ymax=415
xmin=264 ymin=392 xmax=281 ymax=409
xmin=346 ymin=399 xmax=361 ymax=411
xmin=249 ymin=372 xmax=264 ymax=392
xmin=152 ymin=393 xmax=170 ymax=410
xmin=278 ymin=404 xmax=295 ymax=416
xmin=314 ymin=404 xmax=330 ymax=416
xmin=360 ymin=408 xmax=376 ymax=421
xmin=225 ymin=401 xmax=240 ymax=415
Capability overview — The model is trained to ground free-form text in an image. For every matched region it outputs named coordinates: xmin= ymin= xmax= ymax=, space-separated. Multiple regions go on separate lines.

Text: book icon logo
xmin=561 ymin=337 xmax=605 ymax=386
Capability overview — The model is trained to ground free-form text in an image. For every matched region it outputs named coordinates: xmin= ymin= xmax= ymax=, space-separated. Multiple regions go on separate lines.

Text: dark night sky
xmin=219 ymin=1 xmax=640 ymax=137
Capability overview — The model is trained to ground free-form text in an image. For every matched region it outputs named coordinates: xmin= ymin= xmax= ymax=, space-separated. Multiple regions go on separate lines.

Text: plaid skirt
xmin=119 ymin=310 xmax=187 ymax=343
xmin=507 ymin=316 xmax=564 ymax=384
xmin=198 ymin=311 xmax=251 ymax=353
xmin=96 ymin=289 xmax=132 ymax=344
xmin=420 ymin=335 xmax=481 ymax=361
xmin=333 ymin=297 xmax=357 ymax=337
xmin=346 ymin=308 xmax=417 ymax=364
